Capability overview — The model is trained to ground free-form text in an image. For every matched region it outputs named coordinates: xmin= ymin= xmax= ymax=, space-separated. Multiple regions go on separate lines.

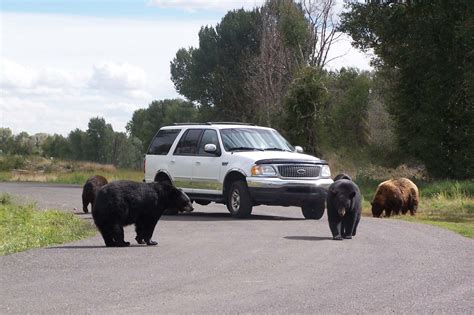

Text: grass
xmin=0 ymin=194 xmax=96 ymax=255
xmin=2 ymin=169 xmax=143 ymax=185
xmin=358 ymin=179 xmax=474 ymax=239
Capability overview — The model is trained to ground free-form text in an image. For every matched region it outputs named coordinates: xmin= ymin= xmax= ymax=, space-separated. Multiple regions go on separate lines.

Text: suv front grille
xmin=277 ymin=165 xmax=321 ymax=178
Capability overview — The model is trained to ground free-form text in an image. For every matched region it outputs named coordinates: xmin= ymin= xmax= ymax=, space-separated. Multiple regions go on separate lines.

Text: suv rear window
xmin=147 ymin=129 xmax=181 ymax=155
xmin=174 ymin=129 xmax=203 ymax=155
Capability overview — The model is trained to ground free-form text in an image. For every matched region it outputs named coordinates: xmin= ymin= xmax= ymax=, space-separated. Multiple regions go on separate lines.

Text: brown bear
xmin=371 ymin=178 xmax=419 ymax=218
xmin=82 ymin=175 xmax=108 ymax=213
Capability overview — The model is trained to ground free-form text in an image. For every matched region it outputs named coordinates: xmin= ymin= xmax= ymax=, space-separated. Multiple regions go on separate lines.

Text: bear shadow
xmin=45 ymin=244 xmax=147 ymax=249
xmin=162 ymin=212 xmax=304 ymax=222
xmin=284 ymin=236 xmax=333 ymax=241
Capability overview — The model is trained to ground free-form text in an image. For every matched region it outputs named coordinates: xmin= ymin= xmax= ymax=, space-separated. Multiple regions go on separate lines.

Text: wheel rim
xmin=231 ymin=189 xmax=240 ymax=211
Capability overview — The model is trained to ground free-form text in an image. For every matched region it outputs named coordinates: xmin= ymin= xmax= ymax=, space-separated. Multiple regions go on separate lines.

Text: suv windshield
xmin=220 ymin=128 xmax=295 ymax=152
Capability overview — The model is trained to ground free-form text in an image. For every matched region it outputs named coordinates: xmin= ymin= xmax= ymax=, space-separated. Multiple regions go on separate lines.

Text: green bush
xmin=0 ymin=155 xmax=26 ymax=171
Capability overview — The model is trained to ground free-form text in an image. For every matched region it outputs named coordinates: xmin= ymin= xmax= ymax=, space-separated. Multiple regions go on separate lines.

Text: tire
xmin=301 ymin=203 xmax=325 ymax=220
xmin=226 ymin=181 xmax=253 ymax=218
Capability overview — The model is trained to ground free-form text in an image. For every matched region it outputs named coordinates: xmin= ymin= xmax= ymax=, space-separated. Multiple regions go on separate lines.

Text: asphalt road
xmin=0 ymin=182 xmax=473 ymax=314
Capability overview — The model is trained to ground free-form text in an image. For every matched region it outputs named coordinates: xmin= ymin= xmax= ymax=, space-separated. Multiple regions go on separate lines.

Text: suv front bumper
xmin=246 ymin=177 xmax=333 ymax=207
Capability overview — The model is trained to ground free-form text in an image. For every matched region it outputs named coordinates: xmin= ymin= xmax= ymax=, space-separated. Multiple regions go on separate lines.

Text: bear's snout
xmin=183 ymin=204 xmax=194 ymax=212
xmin=338 ymin=208 xmax=346 ymax=217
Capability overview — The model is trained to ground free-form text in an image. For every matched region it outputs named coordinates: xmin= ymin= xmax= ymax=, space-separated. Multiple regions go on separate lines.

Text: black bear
xmin=82 ymin=175 xmax=108 ymax=213
xmin=326 ymin=179 xmax=362 ymax=240
xmin=92 ymin=180 xmax=193 ymax=247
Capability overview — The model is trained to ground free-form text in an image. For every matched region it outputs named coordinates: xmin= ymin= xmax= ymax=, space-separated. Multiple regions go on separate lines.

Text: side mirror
xmin=204 ymin=143 xmax=217 ymax=153
xmin=295 ymin=146 xmax=304 ymax=153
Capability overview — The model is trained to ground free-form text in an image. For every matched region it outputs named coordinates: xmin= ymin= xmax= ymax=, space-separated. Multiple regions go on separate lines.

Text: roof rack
xmin=172 ymin=122 xmax=256 ymax=126
xmin=172 ymin=123 xmax=210 ymax=126
xmin=207 ymin=122 xmax=255 ymax=126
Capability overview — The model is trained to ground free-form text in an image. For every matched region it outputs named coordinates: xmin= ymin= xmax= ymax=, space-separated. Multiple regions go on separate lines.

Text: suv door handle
xmin=195 ymin=161 xmax=201 ymax=165
xmin=170 ymin=160 xmax=175 ymax=164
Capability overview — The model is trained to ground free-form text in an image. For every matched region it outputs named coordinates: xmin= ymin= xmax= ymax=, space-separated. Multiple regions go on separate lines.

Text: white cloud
xmin=89 ymin=62 xmax=147 ymax=91
xmin=149 ymin=0 xmax=264 ymax=12
xmin=1 ymin=59 xmax=79 ymax=96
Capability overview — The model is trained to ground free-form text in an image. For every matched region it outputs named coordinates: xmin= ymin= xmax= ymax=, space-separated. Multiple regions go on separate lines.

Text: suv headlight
xmin=321 ymin=165 xmax=331 ymax=177
xmin=251 ymin=165 xmax=277 ymax=177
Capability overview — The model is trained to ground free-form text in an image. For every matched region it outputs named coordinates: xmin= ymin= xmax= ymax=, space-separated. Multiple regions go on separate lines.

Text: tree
xmin=126 ymin=99 xmax=199 ymax=151
xmin=283 ymin=66 xmax=329 ymax=156
xmin=0 ymin=128 xmax=13 ymax=154
xmin=245 ymin=0 xmax=310 ymax=128
xmin=110 ymin=132 xmax=143 ymax=169
xmin=85 ymin=117 xmax=114 ymax=164
xmin=327 ymin=68 xmax=371 ymax=149
xmin=42 ymin=134 xmax=70 ymax=159
xmin=68 ymin=128 xmax=87 ymax=161
xmin=171 ymin=9 xmax=261 ymax=122
xmin=340 ymin=1 xmax=474 ymax=178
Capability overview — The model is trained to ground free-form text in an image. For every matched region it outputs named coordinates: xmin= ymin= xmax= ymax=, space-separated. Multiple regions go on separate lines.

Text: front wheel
xmin=226 ymin=181 xmax=253 ymax=218
xmin=301 ymin=203 xmax=325 ymax=220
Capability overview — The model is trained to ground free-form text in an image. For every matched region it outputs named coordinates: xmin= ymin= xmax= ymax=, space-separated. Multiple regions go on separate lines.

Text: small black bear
xmin=326 ymin=179 xmax=362 ymax=240
xmin=92 ymin=180 xmax=193 ymax=247
xmin=82 ymin=175 xmax=108 ymax=213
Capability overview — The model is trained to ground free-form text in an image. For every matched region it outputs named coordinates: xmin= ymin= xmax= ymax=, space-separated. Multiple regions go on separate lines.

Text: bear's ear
xmin=349 ymin=191 xmax=356 ymax=199
xmin=329 ymin=187 xmax=337 ymax=195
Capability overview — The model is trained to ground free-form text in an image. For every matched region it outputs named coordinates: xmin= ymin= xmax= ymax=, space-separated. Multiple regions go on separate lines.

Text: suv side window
xmin=174 ymin=129 xmax=203 ymax=155
xmin=198 ymin=129 xmax=221 ymax=156
xmin=147 ymin=129 xmax=181 ymax=155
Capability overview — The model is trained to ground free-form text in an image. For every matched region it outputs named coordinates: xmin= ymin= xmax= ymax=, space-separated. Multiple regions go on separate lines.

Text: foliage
xmin=340 ymin=1 xmax=474 ymax=179
xmin=283 ymin=66 xmax=329 ymax=156
xmin=326 ymin=68 xmax=371 ymax=149
xmin=126 ymin=99 xmax=198 ymax=151
xmin=0 ymin=198 xmax=96 ymax=255
xmin=171 ymin=9 xmax=261 ymax=122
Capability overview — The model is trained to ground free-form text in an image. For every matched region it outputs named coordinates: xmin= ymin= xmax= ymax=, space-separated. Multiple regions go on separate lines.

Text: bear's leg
xmin=96 ymin=224 xmax=116 ymax=247
xmin=82 ymin=194 xmax=89 ymax=214
xmin=385 ymin=208 xmax=392 ymax=217
xmin=142 ymin=218 xmax=159 ymax=246
xmin=111 ymin=224 xmax=130 ymax=247
xmin=329 ymin=219 xmax=343 ymax=240
xmin=135 ymin=223 xmax=146 ymax=244
xmin=342 ymin=212 xmax=356 ymax=239
xmin=352 ymin=213 xmax=361 ymax=236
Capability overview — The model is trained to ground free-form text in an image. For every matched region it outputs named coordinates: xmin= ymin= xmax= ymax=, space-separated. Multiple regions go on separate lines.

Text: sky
xmin=0 ymin=0 xmax=372 ymax=136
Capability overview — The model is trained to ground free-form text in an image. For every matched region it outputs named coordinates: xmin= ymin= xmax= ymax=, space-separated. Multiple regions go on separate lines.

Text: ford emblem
xmin=297 ymin=168 xmax=306 ymax=175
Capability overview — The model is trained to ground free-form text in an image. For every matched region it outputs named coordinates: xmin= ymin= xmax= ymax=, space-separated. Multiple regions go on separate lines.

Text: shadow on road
xmin=284 ymin=236 xmax=333 ymax=241
xmin=161 ymin=212 xmax=304 ymax=221
xmin=45 ymin=244 xmax=149 ymax=249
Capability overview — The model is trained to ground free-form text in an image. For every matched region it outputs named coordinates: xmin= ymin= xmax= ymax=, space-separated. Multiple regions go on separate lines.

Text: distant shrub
xmin=0 ymin=155 xmax=26 ymax=171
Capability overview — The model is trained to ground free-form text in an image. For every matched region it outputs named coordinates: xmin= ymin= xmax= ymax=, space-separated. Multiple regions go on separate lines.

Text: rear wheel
xmin=226 ymin=181 xmax=253 ymax=218
xmin=301 ymin=203 xmax=325 ymax=220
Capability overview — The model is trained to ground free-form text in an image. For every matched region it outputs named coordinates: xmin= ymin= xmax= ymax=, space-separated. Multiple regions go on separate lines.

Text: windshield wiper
xmin=228 ymin=147 xmax=264 ymax=151
xmin=263 ymin=147 xmax=291 ymax=152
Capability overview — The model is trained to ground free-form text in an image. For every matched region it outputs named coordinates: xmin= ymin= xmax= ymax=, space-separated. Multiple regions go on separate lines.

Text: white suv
xmin=144 ymin=123 xmax=333 ymax=219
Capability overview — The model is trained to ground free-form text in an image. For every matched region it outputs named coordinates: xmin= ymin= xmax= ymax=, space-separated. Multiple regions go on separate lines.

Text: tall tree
xmin=126 ymin=99 xmax=198 ymax=151
xmin=245 ymin=0 xmax=310 ymax=128
xmin=171 ymin=9 xmax=261 ymax=122
xmin=85 ymin=117 xmax=114 ymax=164
xmin=283 ymin=66 xmax=329 ymax=156
xmin=340 ymin=0 xmax=474 ymax=178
